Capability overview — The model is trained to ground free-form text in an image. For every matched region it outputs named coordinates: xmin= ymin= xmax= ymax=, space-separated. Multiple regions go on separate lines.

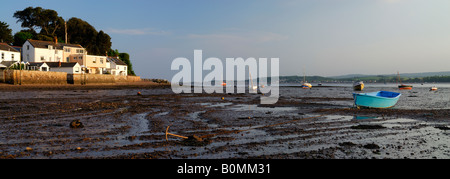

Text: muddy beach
xmin=1 ymin=83 xmax=450 ymax=159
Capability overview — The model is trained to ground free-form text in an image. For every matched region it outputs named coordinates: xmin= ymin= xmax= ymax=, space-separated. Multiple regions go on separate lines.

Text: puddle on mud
xmin=200 ymin=103 xmax=233 ymax=108
xmin=168 ymin=112 xmax=450 ymax=159
xmin=354 ymin=116 xmax=380 ymax=120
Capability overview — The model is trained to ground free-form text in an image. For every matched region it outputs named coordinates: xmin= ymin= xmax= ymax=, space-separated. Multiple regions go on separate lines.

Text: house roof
xmin=0 ymin=61 xmax=19 ymax=68
xmin=45 ymin=62 xmax=79 ymax=68
xmin=28 ymin=62 xmax=47 ymax=67
xmin=0 ymin=43 xmax=20 ymax=52
xmin=26 ymin=39 xmax=83 ymax=50
xmin=107 ymin=57 xmax=127 ymax=66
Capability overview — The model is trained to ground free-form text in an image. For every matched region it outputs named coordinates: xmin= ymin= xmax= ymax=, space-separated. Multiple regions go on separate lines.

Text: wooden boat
xmin=353 ymin=91 xmax=401 ymax=108
xmin=353 ymin=81 xmax=364 ymax=91
xmin=397 ymin=72 xmax=412 ymax=90
xmin=430 ymin=86 xmax=438 ymax=91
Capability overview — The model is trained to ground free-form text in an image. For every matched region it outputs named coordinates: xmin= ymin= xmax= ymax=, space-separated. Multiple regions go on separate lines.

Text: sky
xmin=2 ymin=0 xmax=450 ymax=79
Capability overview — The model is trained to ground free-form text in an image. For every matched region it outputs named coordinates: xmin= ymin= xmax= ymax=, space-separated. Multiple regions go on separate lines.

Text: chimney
xmin=54 ymin=36 xmax=58 ymax=44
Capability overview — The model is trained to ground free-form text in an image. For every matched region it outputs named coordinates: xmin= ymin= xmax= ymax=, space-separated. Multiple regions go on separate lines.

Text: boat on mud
xmin=353 ymin=81 xmax=365 ymax=91
xmin=302 ymin=83 xmax=312 ymax=89
xmin=301 ymin=71 xmax=312 ymax=89
xmin=398 ymin=84 xmax=413 ymax=90
xmin=353 ymin=91 xmax=401 ymax=108
xmin=397 ymin=72 xmax=413 ymax=90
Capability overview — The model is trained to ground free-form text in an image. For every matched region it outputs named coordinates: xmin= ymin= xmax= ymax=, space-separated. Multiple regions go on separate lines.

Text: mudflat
xmin=1 ymin=83 xmax=449 ymax=159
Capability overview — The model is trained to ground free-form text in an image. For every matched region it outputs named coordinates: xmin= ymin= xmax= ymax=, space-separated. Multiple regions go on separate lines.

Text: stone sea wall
xmin=3 ymin=70 xmax=67 ymax=85
xmin=1 ymin=70 xmax=141 ymax=85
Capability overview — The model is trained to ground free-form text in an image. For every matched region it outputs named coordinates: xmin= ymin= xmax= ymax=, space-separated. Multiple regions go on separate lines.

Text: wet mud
xmin=0 ymin=83 xmax=450 ymax=159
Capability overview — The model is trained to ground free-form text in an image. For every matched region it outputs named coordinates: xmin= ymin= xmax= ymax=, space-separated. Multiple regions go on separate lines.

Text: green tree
xmin=108 ymin=49 xmax=120 ymax=57
xmin=13 ymin=7 xmax=39 ymax=33
xmin=0 ymin=21 xmax=14 ymax=43
xmin=119 ymin=52 xmax=136 ymax=76
xmin=13 ymin=31 xmax=34 ymax=46
xmin=13 ymin=7 xmax=64 ymax=39
xmin=67 ymin=18 xmax=112 ymax=55
xmin=93 ymin=30 xmax=112 ymax=56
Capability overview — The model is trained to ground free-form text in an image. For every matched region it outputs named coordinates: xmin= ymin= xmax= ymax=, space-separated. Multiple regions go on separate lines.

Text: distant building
xmin=0 ymin=43 xmax=21 ymax=63
xmin=46 ymin=62 xmax=82 ymax=74
xmin=85 ymin=55 xmax=107 ymax=74
xmin=106 ymin=57 xmax=128 ymax=76
xmin=22 ymin=39 xmax=85 ymax=63
xmin=27 ymin=62 xmax=50 ymax=71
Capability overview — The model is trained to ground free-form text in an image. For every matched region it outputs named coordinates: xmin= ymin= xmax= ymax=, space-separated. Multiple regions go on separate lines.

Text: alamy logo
xmin=171 ymin=50 xmax=279 ymax=104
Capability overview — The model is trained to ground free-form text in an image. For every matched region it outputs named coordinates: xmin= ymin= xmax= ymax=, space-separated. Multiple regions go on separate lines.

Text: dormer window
xmin=48 ymin=45 xmax=53 ymax=50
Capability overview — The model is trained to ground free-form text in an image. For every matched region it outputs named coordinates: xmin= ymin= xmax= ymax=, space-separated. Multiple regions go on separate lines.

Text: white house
xmin=107 ymin=57 xmax=128 ymax=76
xmin=46 ymin=62 xmax=81 ymax=74
xmin=22 ymin=39 xmax=85 ymax=63
xmin=0 ymin=43 xmax=21 ymax=63
xmin=27 ymin=62 xmax=50 ymax=71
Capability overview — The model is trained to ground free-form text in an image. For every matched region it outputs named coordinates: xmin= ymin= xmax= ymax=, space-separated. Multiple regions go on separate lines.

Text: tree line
xmin=277 ymin=75 xmax=450 ymax=83
xmin=0 ymin=7 xmax=135 ymax=76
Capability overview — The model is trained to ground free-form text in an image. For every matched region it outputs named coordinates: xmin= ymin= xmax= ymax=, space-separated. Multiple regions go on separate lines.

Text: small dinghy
xmin=353 ymin=91 xmax=401 ymax=108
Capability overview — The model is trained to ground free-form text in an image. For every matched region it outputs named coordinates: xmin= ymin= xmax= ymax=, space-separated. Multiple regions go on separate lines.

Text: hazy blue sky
xmin=2 ymin=0 xmax=450 ymax=79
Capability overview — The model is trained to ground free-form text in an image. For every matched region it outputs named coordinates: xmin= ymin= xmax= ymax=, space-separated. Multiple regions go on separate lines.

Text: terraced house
xmin=21 ymin=39 xmax=127 ymax=76
xmin=0 ymin=43 xmax=21 ymax=68
xmin=22 ymin=39 xmax=85 ymax=63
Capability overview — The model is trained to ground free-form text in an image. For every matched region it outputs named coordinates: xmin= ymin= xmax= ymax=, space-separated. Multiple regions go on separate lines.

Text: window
xmin=65 ymin=48 xmax=71 ymax=53
xmin=73 ymin=57 xmax=77 ymax=60
xmin=27 ymin=45 xmax=30 ymax=50
xmin=11 ymin=54 xmax=14 ymax=61
xmin=41 ymin=56 xmax=45 ymax=61
xmin=66 ymin=57 xmax=70 ymax=62
xmin=42 ymin=67 xmax=48 ymax=71
xmin=1 ymin=53 xmax=4 ymax=60
xmin=76 ymin=49 xmax=84 ymax=54
xmin=93 ymin=58 xmax=97 ymax=63
xmin=100 ymin=58 xmax=104 ymax=64
xmin=75 ymin=67 xmax=79 ymax=73
xmin=79 ymin=56 xmax=82 ymax=60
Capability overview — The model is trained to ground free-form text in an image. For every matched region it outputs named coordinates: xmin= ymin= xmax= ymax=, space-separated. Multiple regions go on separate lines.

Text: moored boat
xmin=353 ymin=81 xmax=365 ymax=91
xmin=301 ymin=71 xmax=312 ymax=89
xmin=353 ymin=91 xmax=401 ymax=108
xmin=398 ymin=84 xmax=413 ymax=90
xmin=397 ymin=72 xmax=413 ymax=90
xmin=302 ymin=83 xmax=312 ymax=89
xmin=430 ymin=86 xmax=438 ymax=91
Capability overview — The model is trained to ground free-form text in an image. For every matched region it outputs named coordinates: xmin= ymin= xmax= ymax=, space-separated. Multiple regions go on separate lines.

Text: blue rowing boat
xmin=353 ymin=91 xmax=401 ymax=108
